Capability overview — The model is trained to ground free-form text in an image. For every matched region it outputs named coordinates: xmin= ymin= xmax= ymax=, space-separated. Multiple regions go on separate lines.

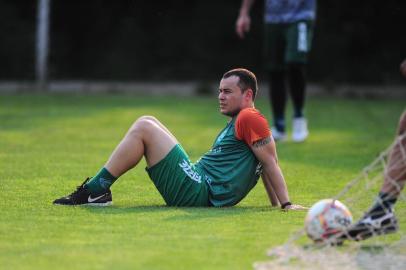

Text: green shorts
xmin=146 ymin=144 xmax=210 ymax=207
xmin=264 ymin=20 xmax=314 ymax=71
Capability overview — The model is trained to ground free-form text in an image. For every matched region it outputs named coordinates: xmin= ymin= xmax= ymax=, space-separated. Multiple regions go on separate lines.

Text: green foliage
xmin=0 ymin=94 xmax=404 ymax=269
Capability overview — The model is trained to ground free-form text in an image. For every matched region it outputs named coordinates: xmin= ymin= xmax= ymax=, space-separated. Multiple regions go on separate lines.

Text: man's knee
xmin=135 ymin=115 xmax=159 ymax=124
xmin=140 ymin=115 xmax=159 ymax=123
xmin=130 ymin=115 xmax=159 ymax=134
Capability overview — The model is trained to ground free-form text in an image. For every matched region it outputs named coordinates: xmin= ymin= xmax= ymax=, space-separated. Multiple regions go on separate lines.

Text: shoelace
xmin=69 ymin=177 xmax=91 ymax=198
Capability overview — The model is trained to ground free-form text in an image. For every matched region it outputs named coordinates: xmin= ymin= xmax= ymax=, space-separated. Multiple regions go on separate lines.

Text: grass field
xmin=0 ymin=93 xmax=404 ymax=270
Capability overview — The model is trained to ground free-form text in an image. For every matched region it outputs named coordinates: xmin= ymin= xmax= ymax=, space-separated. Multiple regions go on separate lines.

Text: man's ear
xmin=244 ymin=88 xmax=254 ymax=100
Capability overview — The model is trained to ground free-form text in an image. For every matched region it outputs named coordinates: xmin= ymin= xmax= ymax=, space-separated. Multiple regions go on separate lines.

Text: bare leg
xmin=381 ymin=111 xmax=406 ymax=196
xmin=105 ymin=116 xmax=178 ymax=177
xmin=343 ymin=112 xmax=406 ymax=241
xmin=53 ymin=115 xmax=179 ymax=206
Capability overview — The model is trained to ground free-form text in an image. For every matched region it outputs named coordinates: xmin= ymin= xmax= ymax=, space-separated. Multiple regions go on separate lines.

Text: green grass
xmin=0 ymin=94 xmax=404 ymax=270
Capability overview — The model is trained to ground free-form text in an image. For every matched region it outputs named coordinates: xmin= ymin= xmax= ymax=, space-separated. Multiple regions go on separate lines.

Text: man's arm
xmin=236 ymin=0 xmax=256 ymax=39
xmin=251 ymin=136 xmax=307 ymax=210
xmin=262 ymin=172 xmax=280 ymax=207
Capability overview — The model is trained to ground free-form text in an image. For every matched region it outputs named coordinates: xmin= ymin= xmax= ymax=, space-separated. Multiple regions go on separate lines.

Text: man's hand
xmin=236 ymin=14 xmax=251 ymax=39
xmin=236 ymin=0 xmax=255 ymax=39
xmin=282 ymin=204 xmax=308 ymax=211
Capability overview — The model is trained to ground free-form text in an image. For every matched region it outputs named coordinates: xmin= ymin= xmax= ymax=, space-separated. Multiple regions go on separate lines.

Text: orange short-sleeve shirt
xmin=235 ymin=108 xmax=271 ymax=145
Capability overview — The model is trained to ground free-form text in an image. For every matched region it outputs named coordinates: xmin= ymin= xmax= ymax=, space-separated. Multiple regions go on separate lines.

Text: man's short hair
xmin=222 ymin=68 xmax=258 ymax=100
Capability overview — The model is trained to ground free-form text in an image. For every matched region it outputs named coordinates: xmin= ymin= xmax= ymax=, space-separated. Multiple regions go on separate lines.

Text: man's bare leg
xmin=381 ymin=111 xmax=406 ymax=197
xmin=53 ymin=115 xmax=179 ymax=205
xmin=345 ymin=111 xmax=406 ymax=240
xmin=105 ymin=115 xmax=178 ymax=177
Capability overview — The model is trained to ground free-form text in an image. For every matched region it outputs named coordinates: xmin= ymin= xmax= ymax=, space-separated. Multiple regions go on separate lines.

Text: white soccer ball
xmin=305 ymin=199 xmax=353 ymax=242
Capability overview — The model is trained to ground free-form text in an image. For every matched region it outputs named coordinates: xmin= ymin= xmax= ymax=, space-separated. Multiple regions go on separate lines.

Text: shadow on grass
xmin=82 ymin=204 xmax=281 ymax=220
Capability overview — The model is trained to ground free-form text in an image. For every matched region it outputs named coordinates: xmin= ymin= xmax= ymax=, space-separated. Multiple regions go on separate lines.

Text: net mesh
xmin=255 ymin=133 xmax=406 ymax=270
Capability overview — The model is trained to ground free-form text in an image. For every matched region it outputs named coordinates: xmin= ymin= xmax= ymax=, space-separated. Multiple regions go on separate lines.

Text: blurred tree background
xmin=1 ymin=0 xmax=405 ymax=84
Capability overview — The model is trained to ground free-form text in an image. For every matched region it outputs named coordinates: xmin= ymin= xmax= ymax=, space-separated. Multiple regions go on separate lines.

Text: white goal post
xmin=36 ymin=0 xmax=51 ymax=90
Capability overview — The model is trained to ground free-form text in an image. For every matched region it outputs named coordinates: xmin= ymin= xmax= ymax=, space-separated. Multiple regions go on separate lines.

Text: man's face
xmin=218 ymin=75 xmax=248 ymax=116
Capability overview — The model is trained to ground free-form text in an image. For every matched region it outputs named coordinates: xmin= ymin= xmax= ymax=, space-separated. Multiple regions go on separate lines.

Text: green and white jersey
xmin=196 ymin=117 xmax=263 ymax=207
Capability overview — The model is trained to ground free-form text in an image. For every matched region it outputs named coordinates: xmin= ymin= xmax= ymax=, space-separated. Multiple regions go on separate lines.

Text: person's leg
xmin=287 ymin=63 xmax=306 ymax=118
xmin=104 ymin=115 xmax=178 ymax=177
xmin=285 ymin=20 xmax=314 ymax=142
xmin=380 ymin=111 xmax=406 ymax=197
xmin=264 ymin=23 xmax=287 ymax=139
xmin=269 ymin=70 xmax=287 ymax=134
xmin=87 ymin=115 xmax=179 ymax=193
xmin=53 ymin=115 xmax=178 ymax=205
xmin=287 ymin=62 xmax=309 ymax=142
xmin=361 ymin=112 xmax=406 ymax=217
xmin=345 ymin=111 xmax=406 ymax=240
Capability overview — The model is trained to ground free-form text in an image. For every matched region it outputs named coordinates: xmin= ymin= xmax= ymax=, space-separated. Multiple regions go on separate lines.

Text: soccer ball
xmin=305 ymin=199 xmax=353 ymax=242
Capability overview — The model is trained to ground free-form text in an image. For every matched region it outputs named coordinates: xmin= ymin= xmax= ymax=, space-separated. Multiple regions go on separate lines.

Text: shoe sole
xmin=53 ymin=201 xmax=113 ymax=207
xmin=87 ymin=201 xmax=113 ymax=207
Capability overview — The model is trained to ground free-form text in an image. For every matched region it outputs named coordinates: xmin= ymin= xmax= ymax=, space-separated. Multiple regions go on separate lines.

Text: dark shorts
xmin=146 ymin=144 xmax=210 ymax=207
xmin=264 ymin=20 xmax=314 ymax=71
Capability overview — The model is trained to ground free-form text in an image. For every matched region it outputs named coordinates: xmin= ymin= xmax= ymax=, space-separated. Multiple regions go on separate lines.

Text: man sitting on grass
xmin=54 ymin=68 xmax=306 ymax=210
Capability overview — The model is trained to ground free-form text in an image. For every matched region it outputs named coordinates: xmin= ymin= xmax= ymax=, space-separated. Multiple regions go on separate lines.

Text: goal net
xmin=255 ymin=133 xmax=406 ymax=270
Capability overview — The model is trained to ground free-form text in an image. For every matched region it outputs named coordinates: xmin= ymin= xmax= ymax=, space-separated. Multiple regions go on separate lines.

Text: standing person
xmin=54 ymin=68 xmax=306 ymax=210
xmin=343 ymin=60 xmax=406 ymax=240
xmin=236 ymin=0 xmax=316 ymax=142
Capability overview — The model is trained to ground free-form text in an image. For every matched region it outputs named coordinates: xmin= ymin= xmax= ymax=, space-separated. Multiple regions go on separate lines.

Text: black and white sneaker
xmin=53 ymin=178 xmax=113 ymax=206
xmin=343 ymin=210 xmax=398 ymax=241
